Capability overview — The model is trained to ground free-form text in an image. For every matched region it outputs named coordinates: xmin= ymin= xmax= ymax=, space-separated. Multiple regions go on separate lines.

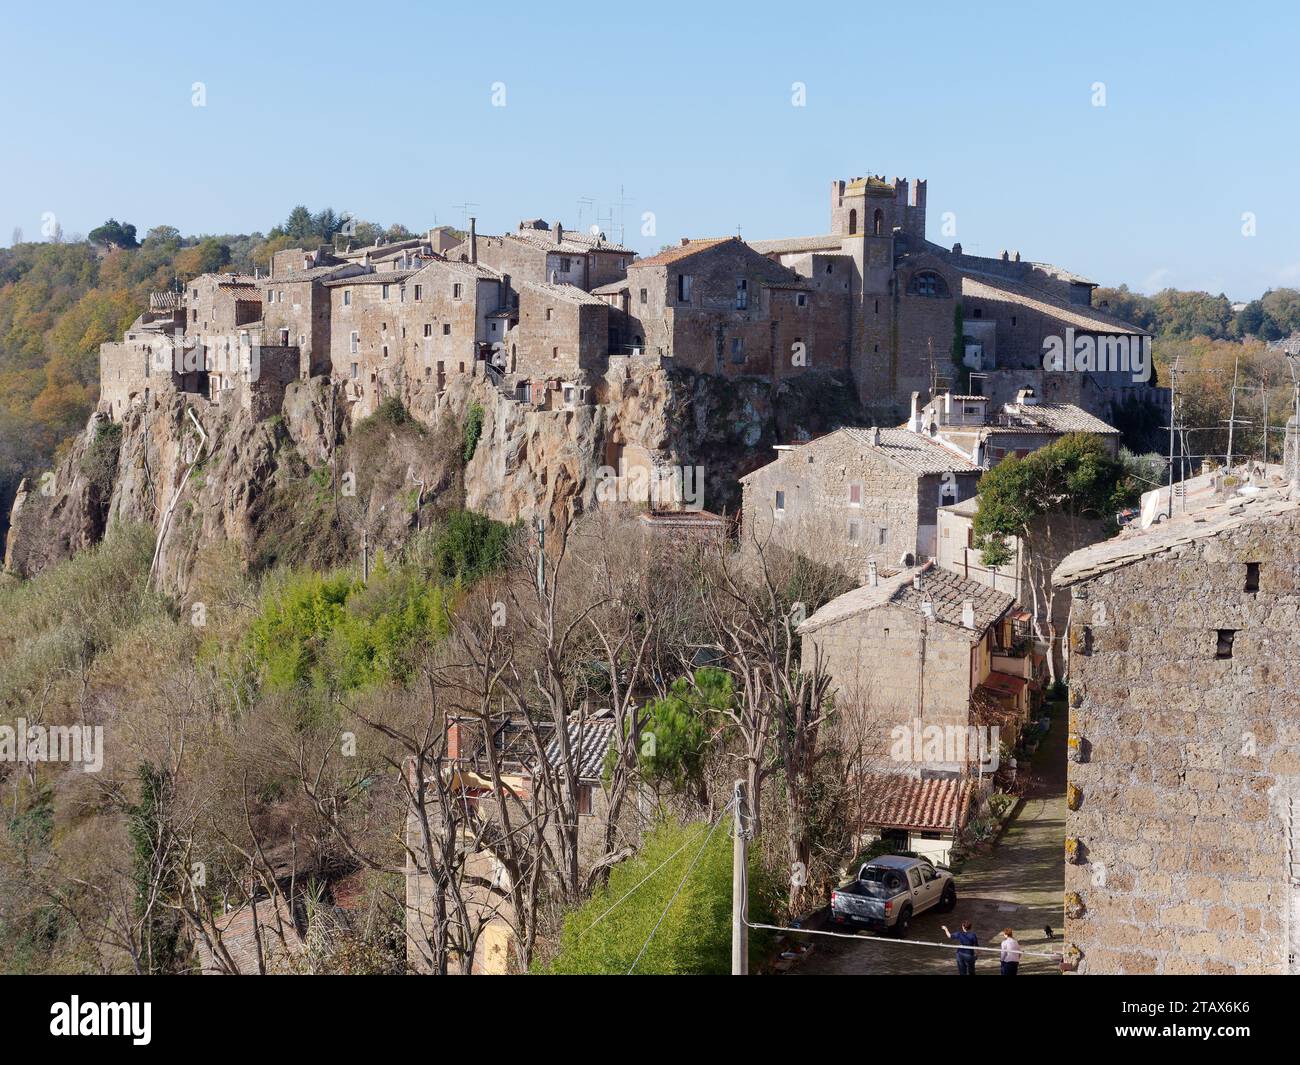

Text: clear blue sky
xmin=3 ymin=0 xmax=1297 ymax=300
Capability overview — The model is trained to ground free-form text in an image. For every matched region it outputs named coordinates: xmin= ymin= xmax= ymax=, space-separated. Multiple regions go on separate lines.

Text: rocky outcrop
xmin=5 ymin=363 xmax=868 ymax=585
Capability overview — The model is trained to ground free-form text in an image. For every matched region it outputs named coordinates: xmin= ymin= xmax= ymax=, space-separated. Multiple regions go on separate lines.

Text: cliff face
xmin=4 ymin=364 xmax=866 ymax=586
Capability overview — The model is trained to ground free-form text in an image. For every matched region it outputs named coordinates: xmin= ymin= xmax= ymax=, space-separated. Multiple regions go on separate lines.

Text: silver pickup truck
xmin=829 ymin=855 xmax=956 ymax=936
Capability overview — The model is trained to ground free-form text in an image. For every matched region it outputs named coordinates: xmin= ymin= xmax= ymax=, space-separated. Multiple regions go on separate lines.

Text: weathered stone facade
xmin=1054 ymin=474 xmax=1300 ymax=974
xmin=799 ymin=563 xmax=1028 ymax=773
xmin=741 ymin=426 xmax=981 ymax=578
xmin=610 ymin=237 xmax=834 ymax=380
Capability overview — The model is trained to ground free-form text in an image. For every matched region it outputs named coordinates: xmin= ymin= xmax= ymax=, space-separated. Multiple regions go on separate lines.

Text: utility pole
xmin=534 ymin=514 xmax=546 ymax=594
xmin=1226 ymin=354 xmax=1240 ymax=473
xmin=732 ymin=779 xmax=748 ymax=975
xmin=1167 ymin=356 xmax=1179 ymax=519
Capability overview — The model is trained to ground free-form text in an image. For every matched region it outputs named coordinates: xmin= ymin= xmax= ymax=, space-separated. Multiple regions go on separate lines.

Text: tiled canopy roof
xmin=1054 ymin=487 xmax=1299 ymax=586
xmin=543 ymin=719 xmax=616 ymax=781
xmin=841 ymin=427 xmax=982 ymax=475
xmin=627 ymin=237 xmax=735 ymax=270
xmin=799 ymin=562 xmax=1013 ymax=640
xmin=856 ymin=774 xmax=974 ymax=834
xmin=1002 ymin=402 xmax=1120 ymax=435
xmin=961 ymin=272 xmax=1146 ymax=336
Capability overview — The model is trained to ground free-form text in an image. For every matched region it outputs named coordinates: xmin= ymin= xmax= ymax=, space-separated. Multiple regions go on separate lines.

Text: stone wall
xmin=741 ymin=430 xmax=979 ymax=578
xmin=1062 ymin=508 xmax=1300 ymax=973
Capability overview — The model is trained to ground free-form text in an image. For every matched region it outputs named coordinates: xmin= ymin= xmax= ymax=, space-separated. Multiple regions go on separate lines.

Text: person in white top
xmin=999 ymin=928 xmax=1022 ymax=975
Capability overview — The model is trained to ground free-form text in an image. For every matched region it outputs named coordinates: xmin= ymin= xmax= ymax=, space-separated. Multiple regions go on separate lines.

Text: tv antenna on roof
xmin=452 ymin=202 xmax=480 ymax=230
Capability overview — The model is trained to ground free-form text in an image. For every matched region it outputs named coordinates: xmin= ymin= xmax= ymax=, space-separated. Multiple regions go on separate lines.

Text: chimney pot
xmin=867 ymin=560 xmax=878 ymax=587
xmin=469 ymin=217 xmax=478 ymax=265
xmin=961 ymin=600 xmax=976 ymax=629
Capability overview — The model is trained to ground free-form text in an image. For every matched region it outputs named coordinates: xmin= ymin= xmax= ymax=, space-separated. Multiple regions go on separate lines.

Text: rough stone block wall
xmin=1063 ymin=509 xmax=1300 ymax=973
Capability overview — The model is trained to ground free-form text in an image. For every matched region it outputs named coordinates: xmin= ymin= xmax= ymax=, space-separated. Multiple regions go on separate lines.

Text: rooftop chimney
xmin=913 ymin=573 xmax=923 ymax=591
xmin=871 ymin=426 xmax=881 ymax=446
xmin=469 ymin=217 xmax=478 ymax=265
xmin=961 ymin=600 xmax=976 ymax=629
xmin=907 ymin=391 xmax=921 ymax=432
xmin=921 ymin=600 xmax=934 ymax=620
xmin=867 ymin=560 xmax=878 ymax=587
xmin=554 ymin=221 xmax=564 ymax=246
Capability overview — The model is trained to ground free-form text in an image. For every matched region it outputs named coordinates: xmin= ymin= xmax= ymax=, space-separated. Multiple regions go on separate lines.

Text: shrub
xmin=543 ymin=818 xmax=777 ymax=975
xmin=462 ymin=402 xmax=484 ymax=463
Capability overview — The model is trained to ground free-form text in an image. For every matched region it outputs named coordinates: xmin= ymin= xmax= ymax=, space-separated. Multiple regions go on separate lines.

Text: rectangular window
xmin=343 ymin=290 xmax=351 ymax=306
xmin=382 ymin=345 xmax=389 ymax=359
xmin=452 ymin=283 xmax=463 ymax=300
xmin=381 ymin=283 xmax=390 ymax=300
xmin=442 ymin=324 xmax=451 ymax=336
xmin=730 ymin=337 xmax=744 ymax=363
xmin=414 ymin=284 xmax=422 ymax=301
xmin=349 ymin=331 xmax=359 ymax=353
xmin=677 ymin=274 xmax=692 ymax=303
xmin=796 ymin=292 xmax=807 ymax=307
xmin=1245 ymin=562 xmax=1260 ymax=592
xmin=640 ymin=288 xmax=647 ymax=304
xmin=878 ymin=527 xmax=888 ymax=546
xmin=546 ymin=308 xmax=553 ymax=320
xmin=848 ymin=520 xmax=861 ymax=544
xmin=560 ymin=257 xmax=572 ymax=273
xmin=1216 ymin=629 xmax=1237 ymax=659
xmin=350 ymin=362 xmax=358 ymax=379
xmin=423 ymin=323 xmax=432 ymax=337
xmin=849 ymin=483 xmax=862 ymax=506
xmin=775 ymin=490 xmax=785 ymax=513
xmin=736 ymin=278 xmax=748 ymax=310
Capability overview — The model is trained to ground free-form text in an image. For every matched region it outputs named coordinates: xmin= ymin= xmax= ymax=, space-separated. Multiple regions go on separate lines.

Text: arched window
xmin=848 ymin=209 xmax=857 ymax=235
xmin=907 ymin=270 xmax=951 ymax=298
xmin=873 ymin=209 xmax=884 ymax=236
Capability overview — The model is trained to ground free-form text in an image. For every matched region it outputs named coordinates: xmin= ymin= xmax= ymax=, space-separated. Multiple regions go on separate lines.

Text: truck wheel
xmin=938 ymin=884 xmax=957 ymax=912
xmin=893 ymin=906 xmax=911 ymax=938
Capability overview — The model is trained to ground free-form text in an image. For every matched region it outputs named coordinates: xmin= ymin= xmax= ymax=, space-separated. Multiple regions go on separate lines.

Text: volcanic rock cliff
xmin=3 ymin=363 xmax=867 ymax=589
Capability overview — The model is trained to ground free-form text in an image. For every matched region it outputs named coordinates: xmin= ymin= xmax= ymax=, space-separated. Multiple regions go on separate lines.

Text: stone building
xmin=392 ymin=258 xmax=505 ymax=400
xmin=607 ymin=237 xmax=832 ymax=379
xmin=504 ymin=280 xmax=608 ymax=387
xmin=259 ymin=248 xmax=366 ymax=378
xmin=740 ymin=426 xmax=982 ymax=579
xmin=1052 ymin=430 xmax=1300 ymax=975
xmin=324 ymin=269 xmax=421 ymax=416
xmin=798 ymin=561 xmax=1032 ymax=773
xmin=184 ymin=272 xmax=262 ymax=336
xmin=451 ymin=218 xmax=634 ymax=291
xmin=909 ymin=388 xmax=1121 ymax=466
xmin=404 ymin=712 xmax=642 ymax=974
xmin=752 ymin=176 xmax=1164 ymax=424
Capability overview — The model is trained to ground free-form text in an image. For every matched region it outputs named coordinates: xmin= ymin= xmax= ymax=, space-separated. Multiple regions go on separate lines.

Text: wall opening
xmin=1215 ymin=629 xmax=1237 ymax=659
xmin=1245 ymin=562 xmax=1260 ymax=593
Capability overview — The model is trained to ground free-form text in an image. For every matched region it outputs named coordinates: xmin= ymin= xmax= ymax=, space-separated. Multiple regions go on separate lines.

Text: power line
xmin=627 ymin=803 xmax=732 ymax=974
xmin=743 ymin=919 xmax=1063 ymax=960
xmin=575 ymin=807 xmax=729 ymax=939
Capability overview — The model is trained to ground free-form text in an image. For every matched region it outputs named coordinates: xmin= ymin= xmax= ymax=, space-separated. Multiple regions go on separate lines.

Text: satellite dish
xmin=589 ymin=224 xmax=601 ymax=237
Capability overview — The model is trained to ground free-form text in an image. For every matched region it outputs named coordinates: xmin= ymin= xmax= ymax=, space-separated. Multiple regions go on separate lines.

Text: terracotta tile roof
xmin=856 ymin=774 xmax=974 ymax=834
xmin=840 ymin=427 xmax=982 ymax=475
xmin=799 ymin=562 xmax=1013 ymax=640
xmin=626 ymin=237 xmax=735 ymax=270
xmin=543 ymin=718 xmax=616 ymax=781
xmin=519 ymin=280 xmax=607 ymax=306
xmin=748 ymin=234 xmax=846 ymax=256
xmin=323 ymin=269 xmax=418 ymax=287
xmin=999 ymin=402 xmax=1120 ymax=435
xmin=960 ymin=272 xmax=1146 ymax=336
xmin=1054 ymin=486 xmax=1300 ymax=586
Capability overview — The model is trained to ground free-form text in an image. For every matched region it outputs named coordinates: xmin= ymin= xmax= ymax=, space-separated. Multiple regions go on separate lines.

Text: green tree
xmin=631 ymin=668 xmax=730 ymax=802
xmin=87 ymin=218 xmax=138 ymax=250
xmin=973 ymin=433 xmax=1138 ymax=682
